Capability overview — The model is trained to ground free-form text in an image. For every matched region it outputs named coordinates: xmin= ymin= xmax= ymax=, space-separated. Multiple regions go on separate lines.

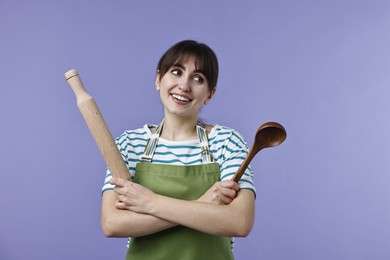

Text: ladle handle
xmin=231 ymin=148 xmax=257 ymax=183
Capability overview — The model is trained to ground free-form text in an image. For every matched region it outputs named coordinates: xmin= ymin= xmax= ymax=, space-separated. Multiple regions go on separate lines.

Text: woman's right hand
xmin=197 ymin=180 xmax=239 ymax=205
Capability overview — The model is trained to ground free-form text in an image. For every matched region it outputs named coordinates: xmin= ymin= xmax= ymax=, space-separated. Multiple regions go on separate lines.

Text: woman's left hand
xmin=110 ymin=177 xmax=156 ymax=214
xmin=197 ymin=180 xmax=239 ymax=205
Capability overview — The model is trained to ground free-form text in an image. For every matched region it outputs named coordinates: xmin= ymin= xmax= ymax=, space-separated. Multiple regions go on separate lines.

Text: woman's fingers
xmin=115 ymin=200 xmax=128 ymax=210
xmin=219 ymin=193 xmax=233 ymax=205
xmin=198 ymin=181 xmax=240 ymax=205
xmin=220 ymin=180 xmax=240 ymax=191
xmin=111 ymin=180 xmax=156 ymax=214
xmin=220 ymin=186 xmax=237 ymax=199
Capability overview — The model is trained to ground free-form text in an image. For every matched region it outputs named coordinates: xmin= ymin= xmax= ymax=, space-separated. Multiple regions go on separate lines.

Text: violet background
xmin=1 ymin=0 xmax=390 ymax=259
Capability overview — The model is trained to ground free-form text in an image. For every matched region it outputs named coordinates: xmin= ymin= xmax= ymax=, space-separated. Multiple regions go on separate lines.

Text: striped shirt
xmin=102 ymin=124 xmax=256 ymax=195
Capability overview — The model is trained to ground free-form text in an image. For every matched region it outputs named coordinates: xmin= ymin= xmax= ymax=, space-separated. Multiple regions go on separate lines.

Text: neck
xmin=160 ymin=115 xmax=198 ymax=141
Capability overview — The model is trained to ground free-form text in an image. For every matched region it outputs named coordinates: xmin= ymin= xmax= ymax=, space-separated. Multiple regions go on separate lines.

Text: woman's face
xmin=155 ymin=56 xmax=216 ymax=120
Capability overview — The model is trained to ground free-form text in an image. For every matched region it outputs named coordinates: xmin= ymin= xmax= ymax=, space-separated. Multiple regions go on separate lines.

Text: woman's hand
xmin=197 ymin=180 xmax=239 ymax=205
xmin=110 ymin=177 xmax=156 ymax=214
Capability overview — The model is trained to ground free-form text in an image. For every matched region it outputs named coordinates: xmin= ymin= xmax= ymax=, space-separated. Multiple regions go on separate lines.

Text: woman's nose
xmin=178 ymin=78 xmax=191 ymax=92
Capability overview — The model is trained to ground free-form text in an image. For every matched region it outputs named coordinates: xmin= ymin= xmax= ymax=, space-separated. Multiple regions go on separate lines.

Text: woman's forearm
xmin=103 ymin=180 xmax=255 ymax=238
xmin=101 ymin=190 xmax=177 ymax=237
xmin=149 ymin=189 xmax=255 ymax=237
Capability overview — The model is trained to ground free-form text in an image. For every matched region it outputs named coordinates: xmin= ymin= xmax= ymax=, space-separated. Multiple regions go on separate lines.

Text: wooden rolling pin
xmin=65 ymin=69 xmax=130 ymax=180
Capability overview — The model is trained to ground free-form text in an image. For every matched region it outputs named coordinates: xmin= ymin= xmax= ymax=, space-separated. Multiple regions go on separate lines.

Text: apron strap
xmin=140 ymin=121 xmax=164 ymax=163
xmin=196 ymin=122 xmax=215 ymax=163
xmin=140 ymin=120 xmax=214 ymax=163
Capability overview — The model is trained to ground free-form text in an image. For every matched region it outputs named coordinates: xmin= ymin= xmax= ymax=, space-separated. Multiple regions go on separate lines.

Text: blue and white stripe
xmin=102 ymin=124 xmax=256 ymax=195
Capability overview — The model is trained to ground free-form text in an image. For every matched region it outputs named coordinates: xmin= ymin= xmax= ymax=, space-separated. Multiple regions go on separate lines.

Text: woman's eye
xmin=171 ymin=69 xmax=181 ymax=76
xmin=193 ymin=76 xmax=204 ymax=84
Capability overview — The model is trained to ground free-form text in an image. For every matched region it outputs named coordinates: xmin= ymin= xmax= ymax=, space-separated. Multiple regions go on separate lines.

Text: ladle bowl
xmin=231 ymin=122 xmax=287 ymax=182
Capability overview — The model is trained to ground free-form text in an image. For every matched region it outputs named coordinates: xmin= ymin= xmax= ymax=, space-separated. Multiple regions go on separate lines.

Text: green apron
xmin=126 ymin=122 xmax=234 ymax=260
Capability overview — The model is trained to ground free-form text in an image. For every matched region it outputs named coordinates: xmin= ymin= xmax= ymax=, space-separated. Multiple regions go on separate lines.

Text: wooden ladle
xmin=231 ymin=122 xmax=287 ymax=182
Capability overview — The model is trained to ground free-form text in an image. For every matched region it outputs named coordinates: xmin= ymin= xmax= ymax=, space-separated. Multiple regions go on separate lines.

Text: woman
xmin=101 ymin=40 xmax=255 ymax=259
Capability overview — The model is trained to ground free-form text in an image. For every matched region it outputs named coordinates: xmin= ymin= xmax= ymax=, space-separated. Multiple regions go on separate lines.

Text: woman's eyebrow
xmin=172 ymin=63 xmax=185 ymax=69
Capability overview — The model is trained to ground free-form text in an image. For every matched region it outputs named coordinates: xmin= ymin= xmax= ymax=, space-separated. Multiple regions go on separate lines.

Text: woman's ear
xmin=204 ymin=87 xmax=216 ymax=105
xmin=155 ymin=71 xmax=160 ymax=91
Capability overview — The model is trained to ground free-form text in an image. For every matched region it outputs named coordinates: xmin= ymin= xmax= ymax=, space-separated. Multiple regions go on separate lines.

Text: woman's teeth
xmin=172 ymin=94 xmax=190 ymax=102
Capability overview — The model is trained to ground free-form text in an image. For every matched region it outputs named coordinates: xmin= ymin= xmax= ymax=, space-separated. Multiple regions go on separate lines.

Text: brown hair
xmin=157 ymin=40 xmax=219 ymax=91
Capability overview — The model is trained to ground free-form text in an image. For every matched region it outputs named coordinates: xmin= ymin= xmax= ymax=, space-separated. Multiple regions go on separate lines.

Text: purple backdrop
xmin=1 ymin=0 xmax=390 ymax=259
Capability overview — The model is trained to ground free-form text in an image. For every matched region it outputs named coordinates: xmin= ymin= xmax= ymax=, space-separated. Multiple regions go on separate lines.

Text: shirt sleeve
xmin=219 ymin=129 xmax=256 ymax=196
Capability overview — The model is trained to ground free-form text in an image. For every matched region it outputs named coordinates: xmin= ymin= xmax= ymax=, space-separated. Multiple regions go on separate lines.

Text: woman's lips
xmin=171 ymin=93 xmax=192 ymax=103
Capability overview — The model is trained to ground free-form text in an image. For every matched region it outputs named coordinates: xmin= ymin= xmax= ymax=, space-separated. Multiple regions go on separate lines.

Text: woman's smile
xmin=171 ymin=93 xmax=192 ymax=104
